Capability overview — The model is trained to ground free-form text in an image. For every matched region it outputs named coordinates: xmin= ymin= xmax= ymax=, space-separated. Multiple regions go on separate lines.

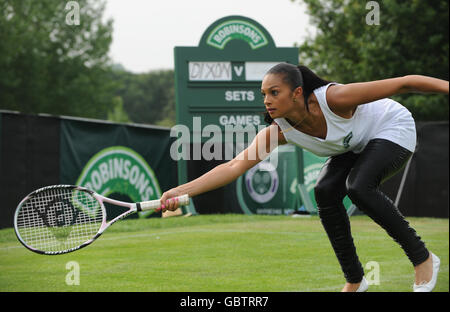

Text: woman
xmin=160 ymin=63 xmax=449 ymax=292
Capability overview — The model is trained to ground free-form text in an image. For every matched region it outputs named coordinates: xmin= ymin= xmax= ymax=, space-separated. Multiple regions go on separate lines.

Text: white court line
xmin=0 ymin=228 xmax=319 ymax=251
xmin=0 ymin=245 xmax=22 ymax=251
xmin=1 ymin=227 xmax=401 ymax=252
xmin=102 ymin=228 xmax=317 ymax=240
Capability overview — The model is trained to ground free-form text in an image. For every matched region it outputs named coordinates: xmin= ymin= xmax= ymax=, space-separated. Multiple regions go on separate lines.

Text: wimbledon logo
xmin=244 ymin=161 xmax=278 ymax=204
xmin=206 ymin=20 xmax=269 ymax=50
xmin=236 ymin=160 xmax=279 ymax=215
xmin=76 ymin=146 xmax=161 ymax=215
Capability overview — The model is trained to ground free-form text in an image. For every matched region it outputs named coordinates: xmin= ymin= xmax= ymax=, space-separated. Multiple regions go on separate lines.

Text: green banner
xmin=236 ymin=145 xmax=301 ymax=215
xmin=59 ymin=118 xmax=176 ymax=218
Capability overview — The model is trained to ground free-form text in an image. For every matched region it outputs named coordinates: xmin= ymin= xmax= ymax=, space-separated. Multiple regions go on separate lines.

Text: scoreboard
xmin=174 ymin=16 xmax=308 ymax=215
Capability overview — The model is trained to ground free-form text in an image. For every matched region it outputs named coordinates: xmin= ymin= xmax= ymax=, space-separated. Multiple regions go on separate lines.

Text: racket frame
xmin=14 ymin=185 xmax=188 ymax=255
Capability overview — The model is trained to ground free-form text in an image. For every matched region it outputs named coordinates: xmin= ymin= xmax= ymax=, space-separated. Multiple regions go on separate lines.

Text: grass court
xmin=0 ymin=214 xmax=448 ymax=292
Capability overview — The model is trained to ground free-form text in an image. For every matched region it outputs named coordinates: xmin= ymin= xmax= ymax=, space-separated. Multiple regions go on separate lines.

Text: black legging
xmin=314 ymin=139 xmax=429 ymax=283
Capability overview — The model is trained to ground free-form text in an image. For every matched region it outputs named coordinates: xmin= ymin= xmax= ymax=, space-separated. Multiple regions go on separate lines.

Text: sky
xmin=103 ymin=0 xmax=314 ymax=73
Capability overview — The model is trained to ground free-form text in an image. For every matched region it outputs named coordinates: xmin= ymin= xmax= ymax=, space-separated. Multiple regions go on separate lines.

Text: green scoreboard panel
xmin=175 ymin=16 xmax=298 ymax=134
xmin=174 ymin=16 xmax=304 ymax=215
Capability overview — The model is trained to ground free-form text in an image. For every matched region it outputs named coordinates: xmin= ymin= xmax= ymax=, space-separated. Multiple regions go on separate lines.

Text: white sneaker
xmin=356 ymin=276 xmax=369 ymax=292
xmin=413 ymin=252 xmax=440 ymax=292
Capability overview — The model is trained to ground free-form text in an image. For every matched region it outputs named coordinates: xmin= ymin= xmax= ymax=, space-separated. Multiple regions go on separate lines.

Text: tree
xmin=0 ymin=0 xmax=117 ymax=119
xmin=109 ymin=69 xmax=176 ymax=127
xmin=295 ymin=0 xmax=449 ymax=120
xmin=107 ymin=96 xmax=130 ymax=123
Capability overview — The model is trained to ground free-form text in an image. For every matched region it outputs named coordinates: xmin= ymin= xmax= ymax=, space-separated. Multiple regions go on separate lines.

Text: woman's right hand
xmin=160 ymin=188 xmax=185 ymax=212
xmin=157 ymin=125 xmax=280 ymax=213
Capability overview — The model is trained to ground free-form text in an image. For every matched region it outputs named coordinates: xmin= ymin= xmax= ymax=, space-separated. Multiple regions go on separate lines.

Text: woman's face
xmin=261 ymin=73 xmax=297 ymax=119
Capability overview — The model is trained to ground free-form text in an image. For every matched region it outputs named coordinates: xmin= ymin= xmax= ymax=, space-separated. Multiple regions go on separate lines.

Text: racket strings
xmin=15 ymin=187 xmax=103 ymax=253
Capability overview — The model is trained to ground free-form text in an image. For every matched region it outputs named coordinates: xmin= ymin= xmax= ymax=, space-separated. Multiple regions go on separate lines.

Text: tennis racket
xmin=14 ymin=184 xmax=189 ymax=255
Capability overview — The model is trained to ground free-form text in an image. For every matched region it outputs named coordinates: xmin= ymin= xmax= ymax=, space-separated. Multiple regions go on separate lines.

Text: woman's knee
xmin=314 ymin=179 xmax=344 ymax=207
xmin=345 ymin=178 xmax=367 ymax=205
xmin=345 ymin=175 xmax=382 ymax=214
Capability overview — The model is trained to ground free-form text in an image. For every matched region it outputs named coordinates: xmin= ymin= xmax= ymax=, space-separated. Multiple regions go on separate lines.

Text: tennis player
xmin=161 ymin=63 xmax=449 ymax=292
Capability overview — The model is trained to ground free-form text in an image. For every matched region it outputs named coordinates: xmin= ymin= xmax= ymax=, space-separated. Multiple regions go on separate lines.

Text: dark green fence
xmin=0 ymin=111 xmax=448 ymax=229
xmin=0 ymin=111 xmax=178 ymax=228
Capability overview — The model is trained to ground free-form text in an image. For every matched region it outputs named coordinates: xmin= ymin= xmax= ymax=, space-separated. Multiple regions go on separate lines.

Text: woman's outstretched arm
xmin=326 ymin=75 xmax=449 ymax=113
xmin=160 ymin=124 xmax=285 ymax=211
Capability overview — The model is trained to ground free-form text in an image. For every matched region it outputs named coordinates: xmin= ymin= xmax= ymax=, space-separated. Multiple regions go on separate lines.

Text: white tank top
xmin=274 ymin=83 xmax=416 ymax=157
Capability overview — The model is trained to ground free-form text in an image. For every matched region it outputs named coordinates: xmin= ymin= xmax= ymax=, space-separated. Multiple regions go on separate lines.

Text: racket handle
xmin=138 ymin=194 xmax=190 ymax=211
